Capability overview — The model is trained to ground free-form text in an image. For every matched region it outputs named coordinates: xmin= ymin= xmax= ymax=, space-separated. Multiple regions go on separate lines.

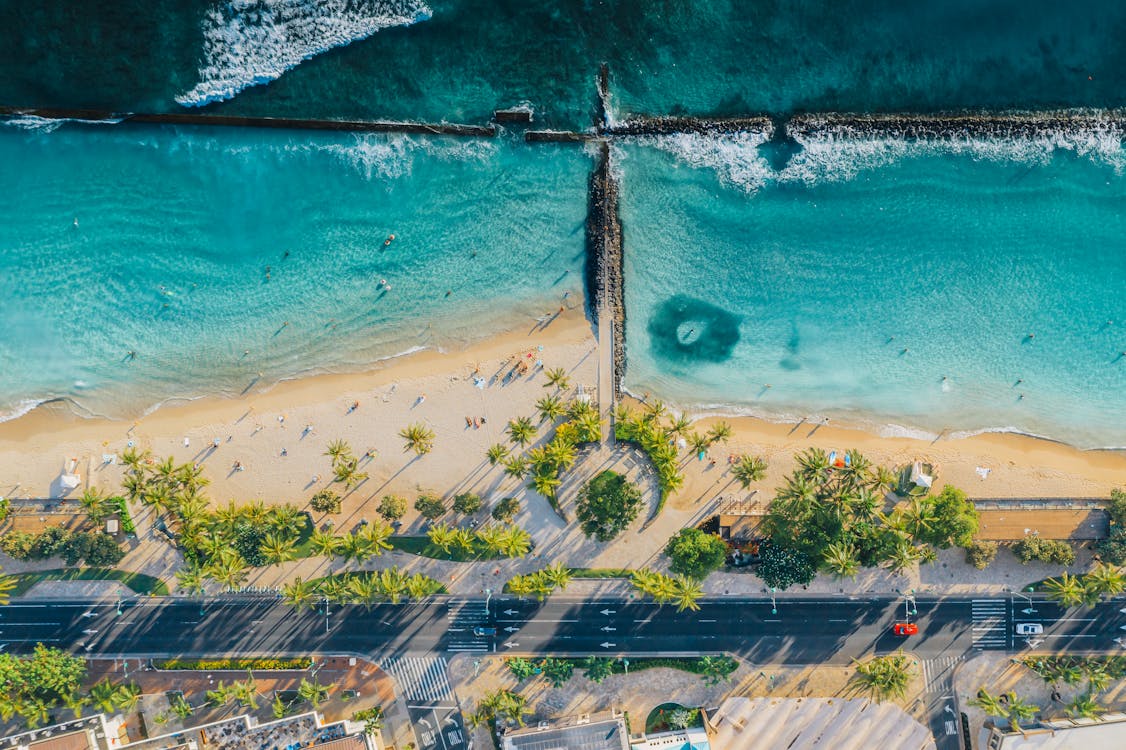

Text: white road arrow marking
xmin=504 ymin=609 xmax=519 ymax=616
xmin=600 ymin=642 xmax=615 ymax=649
xmin=600 ymin=609 xmax=616 ymax=616
xmin=601 ymin=626 xmax=616 ymax=632
xmin=1021 ymin=608 xmax=1036 ymax=614
xmin=504 ymin=626 xmax=519 ymax=632
xmin=504 ymin=641 xmax=518 ymax=649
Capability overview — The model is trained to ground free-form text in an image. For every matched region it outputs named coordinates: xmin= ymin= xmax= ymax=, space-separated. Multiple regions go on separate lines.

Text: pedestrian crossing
xmin=920 ymin=656 xmax=960 ymax=693
xmin=445 ymin=599 xmax=491 ymax=653
xmin=970 ymin=598 xmax=1008 ymax=649
xmin=384 ymin=656 xmax=453 ymax=705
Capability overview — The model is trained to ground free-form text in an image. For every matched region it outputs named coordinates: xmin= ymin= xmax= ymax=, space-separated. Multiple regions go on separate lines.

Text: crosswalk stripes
xmin=920 ymin=656 xmax=960 ymax=693
xmin=445 ymin=599 xmax=492 ymax=653
xmin=384 ymin=656 xmax=453 ymax=704
xmin=970 ymin=598 xmax=1008 ymax=649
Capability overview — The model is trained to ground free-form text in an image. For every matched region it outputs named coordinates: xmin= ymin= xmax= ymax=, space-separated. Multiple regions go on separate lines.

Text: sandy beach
xmin=0 ymin=307 xmax=1123 ymax=514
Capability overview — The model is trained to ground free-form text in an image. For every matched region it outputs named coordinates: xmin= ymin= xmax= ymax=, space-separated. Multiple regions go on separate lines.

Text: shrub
xmin=965 ymin=540 xmax=999 ymax=570
xmin=664 ymin=528 xmax=727 ymax=579
xmin=310 ymin=489 xmax=342 ymax=514
xmin=756 ymin=542 xmax=816 ymax=591
xmin=1107 ymin=488 xmax=1126 ymax=529
xmin=155 ymin=657 xmax=312 ymax=670
xmin=110 ymin=496 xmax=136 ymax=534
xmin=414 ymin=494 xmax=446 ymax=520
xmin=1096 ymin=531 xmax=1126 ymax=565
xmin=378 ymin=495 xmax=407 ymax=521
xmin=1012 ymin=536 xmax=1075 ymax=566
xmin=492 ymin=497 xmax=521 ymax=523
xmin=576 ymin=470 xmax=644 ymax=542
xmin=453 ymin=492 xmax=482 ymax=515
xmin=0 ymin=528 xmax=124 ymax=566
xmin=0 ymin=496 xmax=10 ymax=523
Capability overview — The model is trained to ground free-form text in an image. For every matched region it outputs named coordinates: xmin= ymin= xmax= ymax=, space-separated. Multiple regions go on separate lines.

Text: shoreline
xmin=0 ymin=311 xmax=1123 ymax=505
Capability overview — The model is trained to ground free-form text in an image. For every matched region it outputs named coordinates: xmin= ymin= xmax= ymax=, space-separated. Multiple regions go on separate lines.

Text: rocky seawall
xmin=585 ymin=140 xmax=625 ymax=398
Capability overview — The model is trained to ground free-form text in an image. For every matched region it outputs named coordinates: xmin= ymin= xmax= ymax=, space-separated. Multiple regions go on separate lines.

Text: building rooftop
xmin=983 ymin=712 xmax=1126 ymax=749
xmin=502 ymin=714 xmax=628 ymax=750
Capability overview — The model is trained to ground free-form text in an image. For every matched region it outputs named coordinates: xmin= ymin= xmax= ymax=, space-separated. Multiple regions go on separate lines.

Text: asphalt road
xmin=3 ymin=594 xmax=1125 ymax=661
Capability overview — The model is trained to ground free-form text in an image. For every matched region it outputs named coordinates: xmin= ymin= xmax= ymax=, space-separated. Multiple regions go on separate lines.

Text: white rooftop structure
xmin=708 ymin=697 xmax=935 ymax=750
xmin=982 ymin=713 xmax=1126 ymax=749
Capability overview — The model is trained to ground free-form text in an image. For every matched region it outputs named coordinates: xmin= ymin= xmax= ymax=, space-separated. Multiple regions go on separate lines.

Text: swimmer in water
xmin=73 ymin=217 xmax=79 ymax=228
xmin=384 ymin=234 xmax=395 ymax=247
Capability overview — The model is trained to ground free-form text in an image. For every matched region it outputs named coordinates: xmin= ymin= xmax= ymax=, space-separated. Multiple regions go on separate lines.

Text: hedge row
xmin=154 ymin=657 xmax=313 ymax=670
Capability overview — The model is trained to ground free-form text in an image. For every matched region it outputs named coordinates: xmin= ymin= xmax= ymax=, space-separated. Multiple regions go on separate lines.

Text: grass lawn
xmin=9 ymin=567 xmax=169 ymax=596
xmin=568 ymin=567 xmax=632 ymax=578
xmin=390 ymin=535 xmax=503 ymax=562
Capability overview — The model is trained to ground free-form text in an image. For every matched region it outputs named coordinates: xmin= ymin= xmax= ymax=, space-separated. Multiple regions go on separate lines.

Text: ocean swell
xmin=177 ymin=0 xmax=432 ymax=108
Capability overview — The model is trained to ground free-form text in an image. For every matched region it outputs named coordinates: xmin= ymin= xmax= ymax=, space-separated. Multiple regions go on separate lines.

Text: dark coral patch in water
xmin=647 ymin=295 xmax=741 ymax=364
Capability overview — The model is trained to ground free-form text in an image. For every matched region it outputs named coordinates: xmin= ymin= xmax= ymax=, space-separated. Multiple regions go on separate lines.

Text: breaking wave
xmin=177 ymin=0 xmax=432 ymax=107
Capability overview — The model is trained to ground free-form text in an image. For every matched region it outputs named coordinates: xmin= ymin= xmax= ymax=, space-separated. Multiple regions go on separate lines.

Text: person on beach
xmin=348 ymin=401 xmax=360 ymax=413
xmin=280 ymin=448 xmax=288 ymax=456
xmin=233 ymin=461 xmax=243 ymax=472
xmin=417 ymin=393 xmax=426 ymax=405
xmin=384 ymin=234 xmax=395 ymax=247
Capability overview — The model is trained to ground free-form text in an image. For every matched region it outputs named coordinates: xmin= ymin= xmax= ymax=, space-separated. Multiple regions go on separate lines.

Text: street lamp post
xmin=484 ymin=588 xmax=492 ymax=615
xmin=770 ymin=588 xmax=777 ymax=616
xmin=623 ymin=658 xmax=629 ymax=675
xmin=1013 ymin=590 xmax=1037 ymax=614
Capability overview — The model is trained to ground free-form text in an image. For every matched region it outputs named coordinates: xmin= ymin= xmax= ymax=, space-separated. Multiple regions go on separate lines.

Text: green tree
xmin=543 ymin=367 xmax=570 ymax=390
xmin=536 ymin=395 xmax=567 ymax=422
xmin=496 ymin=525 xmax=533 ymax=558
xmin=400 ymin=423 xmax=436 ymax=455
xmin=506 ymin=416 xmax=537 ymax=446
xmin=310 ymin=489 xmax=342 ymax=514
xmin=377 ymin=494 xmax=408 ymax=521
xmin=582 ymin=657 xmax=615 ymax=684
xmin=915 ymin=485 xmax=979 ymax=549
xmin=282 ymin=577 xmax=321 ymax=611
xmin=297 ymin=678 xmax=333 ymax=709
xmin=1084 ymin=563 xmax=1126 ymax=599
xmin=492 ymin=497 xmax=521 ymax=523
xmin=671 ymin=575 xmax=704 ymax=612
xmin=1012 ymin=536 xmax=1076 ymax=566
xmin=698 ymin=655 xmax=738 ymax=685
xmin=414 ymin=493 xmax=446 ymax=520
xmin=1066 ymin=692 xmax=1105 ymax=721
xmin=667 ymin=708 xmax=698 ymax=729
xmin=503 ymin=455 xmax=530 ymax=479
xmin=823 ymin=541 xmax=861 ymax=579
xmin=707 ymin=421 xmax=732 ymax=445
xmin=852 ymin=652 xmax=914 ymax=701
xmin=486 ymin=443 xmax=511 ymax=466
xmin=506 ymin=657 xmax=539 ymax=681
xmin=664 ymin=528 xmax=727 ymax=579
xmin=965 ymin=540 xmax=999 ymax=570
xmin=1006 ymin=693 xmax=1039 ymax=732
xmin=175 ymin=566 xmax=206 ymax=595
xmin=756 ymin=543 xmax=816 ymax=590
xmin=540 ymin=658 xmax=574 ymax=688
xmin=731 ymin=455 xmax=768 ymax=488
xmin=453 ymin=492 xmax=482 ymax=515
xmin=310 ymin=528 xmax=344 ymax=558
xmin=1044 ymin=572 xmax=1091 ymax=608
xmin=576 ymin=470 xmax=644 ymax=542
xmin=259 ymin=532 xmax=297 ymax=565
xmin=428 ymin=523 xmax=457 ymax=555
xmin=969 ymin=688 xmax=1009 ymax=718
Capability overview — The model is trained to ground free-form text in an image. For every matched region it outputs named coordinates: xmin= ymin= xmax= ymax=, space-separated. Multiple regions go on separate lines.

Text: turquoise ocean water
xmin=0 ymin=122 xmax=587 ymax=420
xmin=3 ymin=1 xmax=1126 ymax=447
xmin=619 ymin=132 xmax=1126 ymax=449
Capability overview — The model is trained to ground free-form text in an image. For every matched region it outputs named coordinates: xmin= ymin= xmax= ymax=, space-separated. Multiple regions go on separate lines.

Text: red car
xmin=893 ymin=623 xmax=918 ymax=636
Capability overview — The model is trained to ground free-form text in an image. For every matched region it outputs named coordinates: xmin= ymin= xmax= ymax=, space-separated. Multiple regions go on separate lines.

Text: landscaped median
xmin=153 ymin=657 xmax=313 ymax=670
xmin=7 ymin=567 xmax=169 ymax=596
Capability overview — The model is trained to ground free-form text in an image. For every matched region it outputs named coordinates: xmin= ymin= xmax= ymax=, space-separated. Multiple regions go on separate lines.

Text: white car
xmin=1015 ymin=623 xmax=1043 ymax=635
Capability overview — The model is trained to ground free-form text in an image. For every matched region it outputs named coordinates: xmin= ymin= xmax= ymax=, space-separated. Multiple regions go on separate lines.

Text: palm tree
xmin=477 ymin=524 xmax=506 ymax=557
xmin=1066 ymin=692 xmax=1105 ymax=720
xmin=731 ymin=455 xmax=768 ymax=488
xmin=207 ymin=550 xmax=249 ymax=590
xmin=325 ymin=439 xmax=351 ymax=462
xmin=853 ymin=653 xmax=913 ymax=701
xmin=630 ymin=569 xmax=661 ymax=598
xmin=503 ymin=456 xmax=530 ymax=480
xmin=260 ymin=532 xmax=298 ymax=565
xmin=1084 ymin=563 xmax=1126 ymax=600
xmin=62 ymin=692 xmax=90 ymax=718
xmin=121 ymin=473 xmax=147 ymax=504
xmin=506 ymin=416 xmax=537 ymax=446
xmin=79 ymin=487 xmax=113 ymax=523
xmin=89 ymin=680 xmax=119 ymax=714
xmin=359 ymin=521 xmax=394 ymax=555
xmin=507 ymin=574 xmax=534 ymax=598
xmin=543 ymin=367 xmax=570 ymax=390
xmin=333 ymin=457 xmax=369 ymax=491
xmin=573 ymin=411 xmax=602 ymax=443
xmin=320 ymin=577 xmax=350 ymax=605
xmin=1005 ymin=693 xmax=1039 ymax=731
xmin=535 ymin=395 xmax=566 ymax=422
xmin=346 ymin=574 xmax=382 ymax=609
xmin=406 ymin=573 xmax=438 ymax=600
xmin=242 ymin=498 xmax=268 ymax=524
xmin=839 ymin=449 xmax=872 ymax=488
xmin=120 ymin=447 xmax=151 ymax=472
xmin=270 ymin=504 xmax=307 ymax=538
xmin=698 ymin=655 xmax=737 ymax=685
xmin=341 ymin=532 xmax=376 ymax=563
xmin=175 ymin=566 xmax=206 ymax=595
xmin=399 ymin=423 xmax=436 ymax=455
xmin=850 ymin=488 xmax=883 ymax=524
xmin=530 ymin=471 xmax=561 ymax=500
xmin=900 ymin=497 xmax=938 ymax=540
xmin=378 ymin=567 xmax=411 ymax=604
xmin=214 ymin=499 xmax=242 ymax=530
xmin=546 ymin=440 xmax=577 ymax=470
xmin=1044 ymin=572 xmax=1089 ymax=608
xmin=707 ymin=421 xmax=732 ymax=445
xmin=486 ymin=443 xmax=511 ymax=466
xmin=671 ymin=575 xmax=703 ymax=612
xmin=497 ymin=525 xmax=532 ymax=558
xmin=114 ymin=682 xmax=142 ymax=711
xmin=795 ymin=447 xmax=830 ymax=479
xmin=452 ymin=528 xmax=477 ymax=555
xmin=823 ymin=541 xmax=861 ymax=579
xmin=0 ymin=567 xmax=16 ymax=606
xmin=686 ymin=431 xmax=711 ymax=456
xmin=283 ymin=577 xmax=321 ymax=611
xmin=667 ymin=413 xmax=692 ymax=437
xmin=871 ymin=465 xmax=897 ymax=495
xmin=297 ymin=678 xmax=333 ymax=709
xmin=310 ymin=528 xmax=344 ymax=558
xmin=154 ymin=456 xmax=178 ymax=485
xmin=543 ymin=562 xmax=572 ymax=591
xmin=428 ymin=523 xmax=457 ymax=555
xmin=230 ymin=677 xmax=259 ymax=709
xmin=1086 ymin=661 xmax=1113 ymax=693
xmin=885 ymin=538 xmax=922 ymax=574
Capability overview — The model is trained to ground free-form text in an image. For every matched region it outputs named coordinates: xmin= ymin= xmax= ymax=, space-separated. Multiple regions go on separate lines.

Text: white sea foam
xmin=321 ymin=133 xmax=496 ymax=179
xmin=177 ymin=0 xmax=432 ymax=107
xmin=1 ymin=115 xmax=123 ymax=133
xmin=0 ymin=398 xmax=46 ymax=423
xmin=646 ymin=123 xmax=1126 ymax=193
